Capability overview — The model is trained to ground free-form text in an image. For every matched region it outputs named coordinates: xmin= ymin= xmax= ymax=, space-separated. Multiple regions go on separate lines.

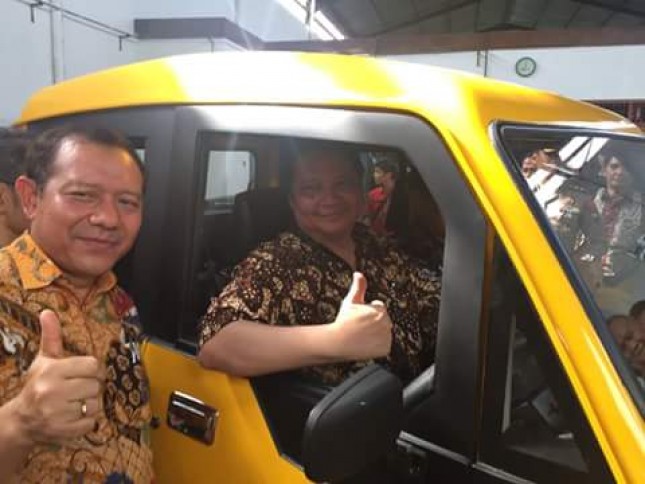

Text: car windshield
xmin=499 ymin=126 xmax=645 ymax=405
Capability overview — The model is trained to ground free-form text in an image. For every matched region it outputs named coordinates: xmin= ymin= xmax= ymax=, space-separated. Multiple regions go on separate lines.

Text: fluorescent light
xmin=275 ymin=0 xmax=345 ymax=40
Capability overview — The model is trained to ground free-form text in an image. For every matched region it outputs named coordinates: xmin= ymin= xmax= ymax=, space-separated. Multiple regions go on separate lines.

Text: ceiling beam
xmin=573 ymin=0 xmax=645 ymax=19
xmin=264 ymin=26 xmax=645 ymax=55
xmin=360 ymin=0 xmax=479 ymax=37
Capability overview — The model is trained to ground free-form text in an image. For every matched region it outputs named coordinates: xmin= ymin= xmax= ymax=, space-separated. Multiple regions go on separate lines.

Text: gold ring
xmin=80 ymin=399 xmax=88 ymax=418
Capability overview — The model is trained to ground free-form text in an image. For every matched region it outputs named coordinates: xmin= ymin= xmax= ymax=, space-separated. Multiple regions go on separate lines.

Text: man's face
xmin=290 ymin=151 xmax=364 ymax=244
xmin=24 ymin=139 xmax=143 ymax=285
xmin=521 ymin=152 xmax=539 ymax=177
xmin=610 ymin=317 xmax=645 ymax=376
xmin=603 ymin=156 xmax=631 ymax=192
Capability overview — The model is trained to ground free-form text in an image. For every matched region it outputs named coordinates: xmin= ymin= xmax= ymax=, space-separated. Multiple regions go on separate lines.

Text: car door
xmin=136 ymin=103 xmax=490 ymax=483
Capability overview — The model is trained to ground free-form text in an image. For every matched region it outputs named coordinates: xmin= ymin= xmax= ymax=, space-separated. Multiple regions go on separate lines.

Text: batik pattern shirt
xmin=0 ymin=234 xmax=153 ymax=484
xmin=200 ymin=225 xmax=441 ymax=385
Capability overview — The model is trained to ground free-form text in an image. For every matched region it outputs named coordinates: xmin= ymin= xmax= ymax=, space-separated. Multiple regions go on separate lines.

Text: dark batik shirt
xmin=200 ymin=224 xmax=441 ymax=385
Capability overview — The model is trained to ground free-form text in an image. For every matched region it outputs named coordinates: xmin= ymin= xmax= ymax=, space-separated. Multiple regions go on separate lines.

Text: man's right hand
xmin=329 ymin=272 xmax=393 ymax=360
xmin=12 ymin=310 xmax=104 ymax=446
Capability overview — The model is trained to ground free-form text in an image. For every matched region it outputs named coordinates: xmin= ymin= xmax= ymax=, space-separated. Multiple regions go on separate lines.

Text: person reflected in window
xmin=553 ymin=147 xmax=645 ymax=315
xmin=629 ymin=300 xmax=645 ymax=334
xmin=198 ymin=142 xmax=441 ymax=386
xmin=366 ymin=159 xmax=398 ymax=236
xmin=521 ymin=148 xmax=561 ymax=179
xmin=607 ymin=314 xmax=645 ymax=386
xmin=0 ymin=129 xmax=31 ymax=246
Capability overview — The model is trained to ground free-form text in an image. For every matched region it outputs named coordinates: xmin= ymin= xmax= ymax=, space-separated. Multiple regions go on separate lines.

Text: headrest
xmin=231 ymin=187 xmax=293 ymax=262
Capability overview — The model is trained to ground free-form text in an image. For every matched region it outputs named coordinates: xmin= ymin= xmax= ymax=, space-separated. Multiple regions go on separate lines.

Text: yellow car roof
xmin=17 ymin=51 xmax=634 ymax=133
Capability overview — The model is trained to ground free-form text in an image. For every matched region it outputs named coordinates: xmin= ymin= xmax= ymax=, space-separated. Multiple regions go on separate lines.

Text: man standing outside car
xmin=0 ymin=126 xmax=153 ymax=482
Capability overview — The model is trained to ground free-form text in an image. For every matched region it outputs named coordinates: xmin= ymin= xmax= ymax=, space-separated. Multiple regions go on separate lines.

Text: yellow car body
xmin=16 ymin=51 xmax=644 ymax=483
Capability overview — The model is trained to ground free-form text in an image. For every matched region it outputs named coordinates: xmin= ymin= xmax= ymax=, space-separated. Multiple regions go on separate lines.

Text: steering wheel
xmin=402 ymin=364 xmax=436 ymax=412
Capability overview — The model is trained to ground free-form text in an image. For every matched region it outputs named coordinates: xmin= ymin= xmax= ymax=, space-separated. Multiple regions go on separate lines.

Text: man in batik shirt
xmin=199 ymin=142 xmax=441 ymax=386
xmin=0 ymin=126 xmax=153 ymax=483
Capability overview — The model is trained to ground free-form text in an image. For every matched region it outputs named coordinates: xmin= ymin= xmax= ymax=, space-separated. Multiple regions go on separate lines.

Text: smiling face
xmin=610 ymin=316 xmax=645 ymax=376
xmin=290 ymin=149 xmax=364 ymax=246
xmin=20 ymin=138 xmax=143 ymax=288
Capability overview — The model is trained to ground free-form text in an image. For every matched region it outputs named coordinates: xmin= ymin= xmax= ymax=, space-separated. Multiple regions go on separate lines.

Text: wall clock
xmin=515 ymin=56 xmax=537 ymax=77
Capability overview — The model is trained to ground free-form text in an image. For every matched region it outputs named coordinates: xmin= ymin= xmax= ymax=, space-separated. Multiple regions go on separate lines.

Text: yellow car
xmin=17 ymin=51 xmax=645 ymax=483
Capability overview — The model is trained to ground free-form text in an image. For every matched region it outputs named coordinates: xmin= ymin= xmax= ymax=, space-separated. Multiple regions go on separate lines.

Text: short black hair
xmin=25 ymin=125 xmax=145 ymax=190
xmin=283 ymin=139 xmax=363 ymax=194
xmin=0 ymin=128 xmax=32 ymax=186
xmin=374 ymin=159 xmax=399 ymax=177
xmin=629 ymin=300 xmax=645 ymax=319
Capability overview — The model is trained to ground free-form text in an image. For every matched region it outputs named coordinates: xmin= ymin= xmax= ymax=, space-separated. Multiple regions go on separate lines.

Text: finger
xmin=345 ymin=272 xmax=367 ymax=305
xmin=39 ymin=310 xmax=64 ymax=358
xmin=74 ymin=397 xmax=101 ymax=420
xmin=55 ymin=356 xmax=102 ymax=380
xmin=62 ymin=379 xmax=102 ymax=402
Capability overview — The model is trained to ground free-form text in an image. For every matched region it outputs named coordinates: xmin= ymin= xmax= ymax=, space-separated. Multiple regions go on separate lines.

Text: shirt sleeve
xmin=198 ymin=246 xmax=288 ymax=348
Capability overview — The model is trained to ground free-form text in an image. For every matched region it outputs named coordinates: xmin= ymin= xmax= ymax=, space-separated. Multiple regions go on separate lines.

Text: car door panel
xmin=143 ymin=339 xmax=308 ymax=483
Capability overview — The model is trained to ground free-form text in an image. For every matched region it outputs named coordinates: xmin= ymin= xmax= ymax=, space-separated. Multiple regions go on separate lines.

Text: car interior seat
xmin=229 ymin=186 xmax=294 ymax=264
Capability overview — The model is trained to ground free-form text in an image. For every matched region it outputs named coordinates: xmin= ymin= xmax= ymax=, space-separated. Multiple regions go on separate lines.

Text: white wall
xmin=0 ymin=0 xmax=312 ymax=125
xmin=387 ymin=44 xmax=645 ymax=101
xmin=134 ymin=0 xmax=236 ymax=19
xmin=1 ymin=2 xmax=55 ymax=126
xmin=0 ymin=0 xmax=138 ymax=125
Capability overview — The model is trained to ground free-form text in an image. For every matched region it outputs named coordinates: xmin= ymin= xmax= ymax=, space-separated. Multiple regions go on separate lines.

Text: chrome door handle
xmin=166 ymin=391 xmax=218 ymax=445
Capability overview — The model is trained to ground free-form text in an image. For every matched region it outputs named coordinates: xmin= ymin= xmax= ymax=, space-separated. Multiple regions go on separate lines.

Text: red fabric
xmin=367 ymin=187 xmax=390 ymax=235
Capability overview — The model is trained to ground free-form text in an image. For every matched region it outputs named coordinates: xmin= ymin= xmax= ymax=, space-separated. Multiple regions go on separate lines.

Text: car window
xmin=180 ymin=132 xmax=447 ymax=464
xmin=480 ymin=241 xmax=613 ymax=483
xmin=204 ymin=150 xmax=255 ymax=211
xmin=182 ymin=133 xmax=446 ymax=344
xmin=498 ymin=126 xmax=645 ymax=411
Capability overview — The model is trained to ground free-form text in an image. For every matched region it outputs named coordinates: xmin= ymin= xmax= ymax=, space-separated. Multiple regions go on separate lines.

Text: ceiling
xmin=316 ymin=0 xmax=645 ymax=38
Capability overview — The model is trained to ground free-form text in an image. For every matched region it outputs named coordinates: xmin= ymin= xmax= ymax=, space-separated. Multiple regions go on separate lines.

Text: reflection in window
xmin=500 ymin=127 xmax=645 ymax=404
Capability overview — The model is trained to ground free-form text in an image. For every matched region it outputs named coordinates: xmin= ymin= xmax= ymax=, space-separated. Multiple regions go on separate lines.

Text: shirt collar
xmin=7 ymin=233 xmax=116 ymax=293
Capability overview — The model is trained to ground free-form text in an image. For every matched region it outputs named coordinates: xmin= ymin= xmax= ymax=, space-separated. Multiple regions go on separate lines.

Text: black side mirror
xmin=302 ymin=364 xmax=403 ymax=483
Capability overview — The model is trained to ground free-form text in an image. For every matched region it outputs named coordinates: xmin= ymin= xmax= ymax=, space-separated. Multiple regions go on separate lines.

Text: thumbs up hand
xmin=11 ymin=310 xmax=104 ymax=446
xmin=328 ymin=273 xmax=393 ymax=361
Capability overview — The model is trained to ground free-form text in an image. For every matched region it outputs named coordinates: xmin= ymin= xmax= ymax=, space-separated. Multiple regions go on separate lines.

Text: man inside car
xmin=198 ymin=141 xmax=441 ymax=386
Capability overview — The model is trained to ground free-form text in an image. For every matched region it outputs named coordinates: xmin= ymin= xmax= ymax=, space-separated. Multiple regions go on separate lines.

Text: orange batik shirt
xmin=0 ymin=234 xmax=153 ymax=483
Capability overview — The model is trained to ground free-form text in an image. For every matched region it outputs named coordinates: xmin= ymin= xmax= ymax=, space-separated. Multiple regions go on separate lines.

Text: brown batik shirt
xmin=0 ymin=234 xmax=153 ymax=483
xmin=200 ymin=224 xmax=441 ymax=385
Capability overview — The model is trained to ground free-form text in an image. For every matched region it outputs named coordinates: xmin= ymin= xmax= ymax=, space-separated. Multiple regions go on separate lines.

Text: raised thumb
xmin=38 ymin=309 xmax=63 ymax=358
xmin=345 ymin=272 xmax=367 ymax=304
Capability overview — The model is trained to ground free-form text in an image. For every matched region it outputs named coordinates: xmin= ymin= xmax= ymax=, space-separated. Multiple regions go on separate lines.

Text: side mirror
xmin=302 ymin=364 xmax=403 ymax=483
